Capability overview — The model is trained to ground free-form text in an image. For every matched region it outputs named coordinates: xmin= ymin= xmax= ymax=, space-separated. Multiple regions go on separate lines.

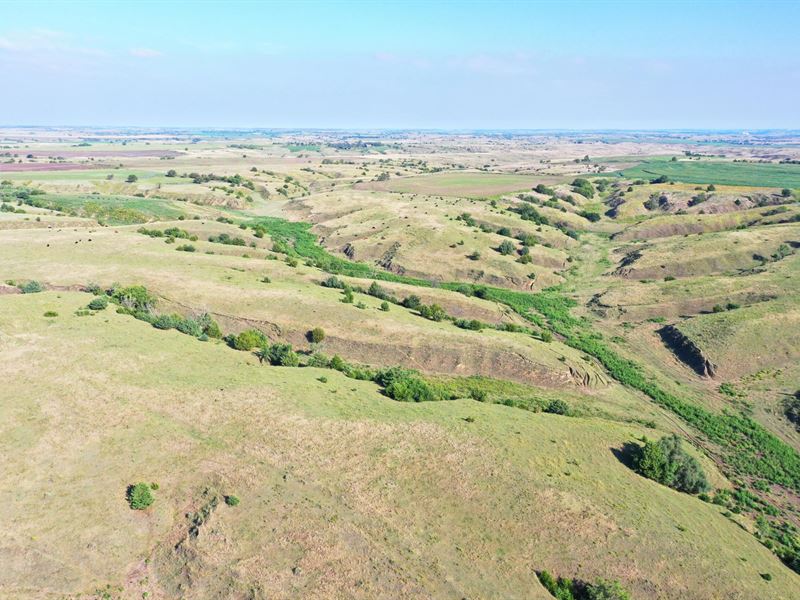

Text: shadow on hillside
xmin=611 ymin=441 xmax=641 ymax=471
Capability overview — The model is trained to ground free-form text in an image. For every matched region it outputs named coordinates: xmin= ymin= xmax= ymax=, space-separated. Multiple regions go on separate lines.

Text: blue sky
xmin=0 ymin=0 xmax=798 ymax=129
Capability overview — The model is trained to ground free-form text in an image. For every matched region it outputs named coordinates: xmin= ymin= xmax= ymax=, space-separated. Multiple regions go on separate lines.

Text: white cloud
xmin=129 ymin=47 xmax=163 ymax=58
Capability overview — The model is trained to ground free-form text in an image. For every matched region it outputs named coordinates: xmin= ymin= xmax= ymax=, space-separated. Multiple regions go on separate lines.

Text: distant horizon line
xmin=1 ymin=126 xmax=799 ymax=134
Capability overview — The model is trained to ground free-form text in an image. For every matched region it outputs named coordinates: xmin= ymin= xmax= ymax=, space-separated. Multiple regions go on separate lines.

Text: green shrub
xmin=43 ymin=311 xmax=58 ymax=317
xmin=176 ymin=317 xmax=203 ymax=337
xmin=208 ymin=233 xmax=246 ymax=246
xmin=586 ymin=579 xmax=631 ymax=600
xmin=545 ymin=399 xmax=570 ymax=415
xmin=571 ymin=178 xmax=595 ymax=199
xmin=126 ymin=482 xmax=154 ymax=510
xmin=402 ymin=294 xmax=422 ymax=309
xmin=88 ymin=296 xmax=108 ymax=310
xmin=367 ymin=281 xmax=390 ymax=299
xmin=329 ymin=355 xmax=347 ymax=371
xmin=498 ymin=240 xmax=516 ymax=255
xmin=374 ymin=367 xmax=434 ymax=402
xmin=419 ymin=303 xmax=447 ymax=322
xmin=321 ymin=275 xmax=345 ymax=288
xmin=151 ymin=314 xmax=180 ymax=330
xmin=19 ymin=280 xmax=43 ymax=294
xmin=113 ymin=285 xmax=156 ymax=312
xmin=380 ymin=301 xmax=390 ymax=311
xmin=538 ymin=571 xmax=630 ymax=600
xmin=307 ymin=352 xmax=331 ymax=368
xmin=267 ymin=343 xmax=300 ymax=367
xmin=454 ymin=318 xmax=483 ymax=331
xmin=632 ymin=435 xmax=710 ymax=494
xmin=384 ymin=374 xmax=438 ymax=402
xmin=308 ymin=327 xmax=326 ymax=344
xmin=230 ymin=329 xmax=268 ymax=351
xmin=196 ymin=313 xmax=223 ymax=338
xmin=470 ymin=389 xmax=488 ymax=402
xmin=224 ymin=495 xmax=240 ymax=507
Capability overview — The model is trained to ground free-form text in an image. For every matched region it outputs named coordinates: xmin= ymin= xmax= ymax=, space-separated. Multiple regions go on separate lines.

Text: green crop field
xmin=614 ymin=159 xmax=800 ymax=188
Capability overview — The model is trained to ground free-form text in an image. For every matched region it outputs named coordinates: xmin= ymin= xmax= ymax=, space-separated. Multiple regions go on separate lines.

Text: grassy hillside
xmin=3 ymin=132 xmax=800 ymax=598
xmin=1 ymin=291 xmax=795 ymax=599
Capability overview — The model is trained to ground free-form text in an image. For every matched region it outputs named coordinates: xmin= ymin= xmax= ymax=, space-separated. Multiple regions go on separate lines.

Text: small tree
xmin=308 ymin=327 xmax=325 ymax=344
xmin=635 ymin=437 xmax=671 ymax=484
xmin=126 ymin=174 xmax=138 ymax=183
xmin=166 ymin=169 xmax=177 ymax=177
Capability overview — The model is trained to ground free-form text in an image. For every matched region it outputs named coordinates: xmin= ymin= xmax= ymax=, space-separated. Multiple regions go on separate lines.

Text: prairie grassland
xmin=609 ymin=222 xmax=799 ymax=280
xmin=0 ymin=291 xmax=792 ymax=599
xmin=0 ymin=218 xmax=610 ymax=393
xmin=290 ymin=189 xmax=572 ymax=290
xmin=3 ymin=131 xmax=800 ymax=598
xmin=360 ymin=171 xmax=543 ymax=197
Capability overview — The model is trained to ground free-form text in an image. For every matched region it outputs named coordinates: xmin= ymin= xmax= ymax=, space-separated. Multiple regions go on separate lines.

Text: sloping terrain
xmin=2 ymin=131 xmax=800 ymax=599
xmin=0 ymin=292 xmax=793 ymax=599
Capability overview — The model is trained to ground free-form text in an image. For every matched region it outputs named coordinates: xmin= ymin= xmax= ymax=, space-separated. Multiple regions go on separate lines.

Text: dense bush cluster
xmin=571 ymin=178 xmax=595 ymax=199
xmin=418 ymin=303 xmax=447 ymax=322
xmin=538 ymin=571 xmax=630 ymax=600
xmin=256 ymin=342 xmax=300 ymax=367
xmin=630 ymin=434 xmax=710 ymax=494
xmin=208 ymin=233 xmax=246 ymax=246
xmin=137 ymin=226 xmax=197 ymax=241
